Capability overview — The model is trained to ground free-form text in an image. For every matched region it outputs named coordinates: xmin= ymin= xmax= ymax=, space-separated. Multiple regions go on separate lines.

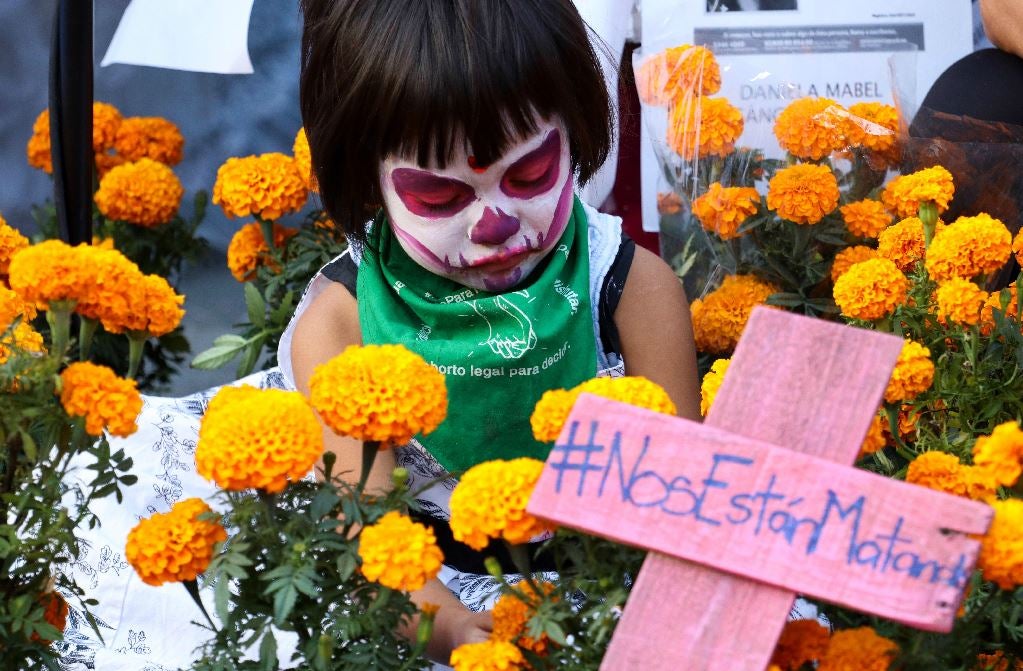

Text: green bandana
xmin=357 ymin=197 xmax=597 ymax=473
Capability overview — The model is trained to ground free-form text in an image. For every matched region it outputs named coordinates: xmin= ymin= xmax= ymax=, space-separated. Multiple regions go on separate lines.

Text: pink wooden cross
xmin=527 ymin=307 xmax=993 ymax=671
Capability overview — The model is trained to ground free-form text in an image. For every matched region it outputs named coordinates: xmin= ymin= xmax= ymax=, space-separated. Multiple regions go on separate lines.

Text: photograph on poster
xmin=707 ymin=0 xmax=798 ymax=12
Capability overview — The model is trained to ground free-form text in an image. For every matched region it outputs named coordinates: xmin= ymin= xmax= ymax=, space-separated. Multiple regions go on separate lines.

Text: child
xmin=283 ymin=0 xmax=702 ymax=662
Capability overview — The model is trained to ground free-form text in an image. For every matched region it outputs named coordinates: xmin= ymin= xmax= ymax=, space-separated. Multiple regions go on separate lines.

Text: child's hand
xmin=449 ymin=608 xmax=493 ymax=649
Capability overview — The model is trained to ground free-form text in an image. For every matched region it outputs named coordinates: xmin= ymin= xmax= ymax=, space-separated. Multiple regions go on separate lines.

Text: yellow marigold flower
xmin=667 ymin=96 xmax=744 ymax=160
xmin=449 ymin=458 xmax=551 ymax=550
xmin=196 ymin=385 xmax=323 ymax=493
xmin=212 ymin=153 xmax=308 ymax=221
xmin=308 ymin=344 xmax=447 ymax=446
xmin=292 ymin=127 xmax=318 ymax=192
xmin=876 ymin=216 xmax=941 ymax=272
xmin=881 ymin=165 xmax=955 ymax=219
xmin=925 ymin=213 xmax=1012 ymax=282
xmin=531 ymin=376 xmax=676 ymax=442
xmin=59 ymin=362 xmax=142 ymax=437
xmin=832 ymin=258 xmax=908 ymax=321
xmin=818 ymin=627 xmax=897 ymax=671
xmin=936 ymin=278 xmax=988 ymax=326
xmin=766 ymin=163 xmax=840 ymax=225
xmin=94 ymin=158 xmax=184 ymax=228
xmin=982 ymin=283 xmax=1019 ymax=335
xmin=8 ymin=240 xmax=94 ymax=310
xmin=905 ymin=451 xmax=996 ymax=501
xmin=979 ymin=499 xmax=1023 ymax=590
xmin=0 ymin=214 xmax=30 ymax=280
xmin=773 ymin=97 xmax=848 ymax=160
xmin=691 ymin=274 xmax=779 ymax=353
xmin=700 ymin=358 xmax=730 ymax=417
xmin=770 ymin=619 xmax=830 ymax=671
xmin=73 ymin=246 xmax=144 ymax=331
xmin=884 ymin=340 xmax=934 ymax=403
xmin=635 ymin=44 xmax=721 ymax=106
xmin=98 ymin=273 xmax=185 ymax=337
xmin=92 ymin=102 xmax=123 ymax=152
xmin=450 ymin=640 xmax=525 ymax=671
xmin=113 ymin=116 xmax=184 ymax=166
xmin=840 ymin=199 xmax=891 ymax=239
xmin=831 ymin=246 xmax=878 ymax=283
xmin=491 ymin=581 xmax=556 ymax=656
xmin=692 ymin=183 xmax=760 ymax=240
xmin=846 ymin=102 xmax=900 ymax=159
xmin=226 ymin=221 xmax=299 ymax=282
xmin=31 ymin=591 xmax=69 ymax=645
xmin=26 ymin=109 xmax=53 ymax=173
xmin=859 ymin=414 xmax=887 ymax=457
xmin=973 ymin=422 xmax=1023 ymax=489
xmin=358 ymin=511 xmax=443 ymax=591
xmin=126 ymin=498 xmax=226 ymax=586
xmin=0 ymin=285 xmax=37 ymax=328
xmin=0 ymin=321 xmax=46 ymax=365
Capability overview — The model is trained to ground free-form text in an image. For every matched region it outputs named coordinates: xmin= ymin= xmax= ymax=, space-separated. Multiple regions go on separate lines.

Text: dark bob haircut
xmin=299 ymin=0 xmax=613 ymax=241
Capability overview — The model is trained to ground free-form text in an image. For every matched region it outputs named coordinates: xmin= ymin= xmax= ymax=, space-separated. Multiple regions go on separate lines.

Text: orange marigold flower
xmin=92 ymin=102 xmax=123 ymax=152
xmin=700 ymin=358 xmax=730 ymax=417
xmin=667 ymin=96 xmax=744 ymax=160
xmin=818 ymin=627 xmax=897 ymax=671
xmin=95 ymin=158 xmax=184 ymax=228
xmin=449 ymin=458 xmax=552 ymax=550
xmin=906 ymin=451 xmax=995 ymax=501
xmin=973 ymin=422 xmax=1023 ymax=489
xmin=309 ymin=344 xmax=447 ymax=446
xmin=692 ymin=182 xmax=760 ymax=240
xmin=657 ymin=191 xmax=683 ymax=216
xmin=358 ymin=511 xmax=444 ymax=591
xmin=59 ymin=362 xmax=142 ymax=437
xmin=925 ymin=213 xmax=1012 ymax=282
xmin=635 ymin=44 xmax=721 ymax=106
xmin=840 ymin=199 xmax=891 ymax=238
xmin=8 ymin=240 xmax=95 ymax=311
xmin=832 ymin=258 xmax=908 ymax=321
xmin=979 ymin=498 xmax=1023 ymax=590
xmin=0 ymin=285 xmax=37 ymax=328
xmin=936 ymin=278 xmax=988 ymax=326
xmin=773 ymin=97 xmax=848 ymax=160
xmin=770 ymin=619 xmax=830 ymax=671
xmin=846 ymin=102 xmax=900 ymax=159
xmin=26 ymin=109 xmax=53 ymax=173
xmin=0 ymin=321 xmax=46 ymax=365
xmin=831 ymin=245 xmax=878 ymax=283
xmin=226 ymin=221 xmax=299 ymax=282
xmin=491 ymin=581 xmax=556 ymax=656
xmin=876 ymin=216 xmax=942 ymax=272
xmin=881 ymin=165 xmax=955 ymax=219
xmin=73 ymin=245 xmax=144 ymax=331
xmin=98 ymin=273 xmax=185 ymax=337
xmin=766 ymin=163 xmax=840 ymax=225
xmin=212 ymin=153 xmax=308 ymax=221
xmin=196 ymin=385 xmax=323 ymax=492
xmin=691 ymin=274 xmax=779 ymax=353
xmin=28 ymin=103 xmax=123 ymax=172
xmin=974 ymin=651 xmax=1023 ymax=671
xmin=126 ymin=497 xmax=227 ymax=586
xmin=94 ymin=151 xmax=127 ymax=179
xmin=859 ymin=414 xmax=887 ymax=457
xmin=1013 ymin=229 xmax=1023 ymax=268
xmin=531 ymin=376 xmax=676 ymax=442
xmin=450 ymin=640 xmax=525 ymax=671
xmin=981 ymin=283 xmax=1019 ymax=335
xmin=292 ymin=127 xmax=318 ymax=192
xmin=884 ymin=340 xmax=934 ymax=403
xmin=0 ymin=214 xmax=30 ymax=280
xmin=31 ymin=591 xmax=69 ymax=645
xmin=113 ymin=116 xmax=185 ymax=166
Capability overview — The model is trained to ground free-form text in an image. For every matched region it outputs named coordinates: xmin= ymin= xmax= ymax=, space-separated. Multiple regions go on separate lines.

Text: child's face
xmin=379 ymin=118 xmax=573 ymax=292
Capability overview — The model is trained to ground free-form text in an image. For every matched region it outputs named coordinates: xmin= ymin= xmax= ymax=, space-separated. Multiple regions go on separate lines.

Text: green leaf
xmin=310 ymin=488 xmax=340 ymax=520
xmin=244 ymin=282 xmax=267 ymax=330
xmin=236 ymin=335 xmax=267 ymax=378
xmin=258 ymin=630 xmax=278 ymax=670
xmin=214 ymin=575 xmax=232 ymax=623
xmin=20 ymin=430 xmax=38 ymax=462
xmin=212 ymin=334 xmax=247 ymax=348
xmin=192 ymin=341 xmax=247 ymax=370
xmin=272 ymin=584 xmax=298 ymax=626
xmin=542 ymin=619 xmax=569 ymax=646
xmin=337 ymin=552 xmax=357 ymax=581
xmin=765 ymin=292 xmax=806 ymax=308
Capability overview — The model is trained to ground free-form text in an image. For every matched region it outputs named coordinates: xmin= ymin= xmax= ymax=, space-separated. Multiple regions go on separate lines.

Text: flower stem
xmin=46 ymin=302 xmax=74 ymax=359
xmin=79 ymin=317 xmax=98 ymax=360
xmin=258 ymin=217 xmax=275 ymax=251
xmin=357 ymin=441 xmax=379 ymax=493
xmin=182 ymin=579 xmax=218 ymax=631
xmin=126 ymin=332 xmax=147 ymax=380
xmin=918 ymin=201 xmax=939 ymax=248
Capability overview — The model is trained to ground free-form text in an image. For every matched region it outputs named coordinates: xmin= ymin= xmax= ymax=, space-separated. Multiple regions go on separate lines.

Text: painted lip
xmin=461 ymin=246 xmax=533 ymax=273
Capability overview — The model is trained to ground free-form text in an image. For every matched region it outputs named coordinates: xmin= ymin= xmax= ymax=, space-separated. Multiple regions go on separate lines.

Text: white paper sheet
xmin=101 ymin=0 xmax=255 ymax=74
xmin=638 ymin=0 xmax=974 ymax=231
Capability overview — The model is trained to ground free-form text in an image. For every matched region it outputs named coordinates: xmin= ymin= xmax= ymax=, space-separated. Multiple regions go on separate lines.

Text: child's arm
xmin=613 ymin=246 xmax=703 ymax=420
xmin=290 ymin=282 xmax=492 ymax=662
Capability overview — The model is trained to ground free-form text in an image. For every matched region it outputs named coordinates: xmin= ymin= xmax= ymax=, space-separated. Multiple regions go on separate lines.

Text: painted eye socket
xmin=391 ymin=168 xmax=475 ymax=217
xmin=500 ymin=129 xmax=562 ymax=198
xmin=504 ymin=159 xmax=555 ymax=190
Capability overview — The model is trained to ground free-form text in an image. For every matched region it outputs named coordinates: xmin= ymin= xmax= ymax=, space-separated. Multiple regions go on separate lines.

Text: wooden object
xmin=526 ymin=308 xmax=994 ymax=670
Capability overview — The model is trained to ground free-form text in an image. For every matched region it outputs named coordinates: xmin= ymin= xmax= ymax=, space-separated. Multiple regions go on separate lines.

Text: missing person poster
xmin=638 ymin=0 xmax=974 ymax=231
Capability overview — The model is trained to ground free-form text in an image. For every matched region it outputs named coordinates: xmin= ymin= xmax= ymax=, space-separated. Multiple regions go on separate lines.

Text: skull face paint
xmin=380 ymin=119 xmax=573 ymax=292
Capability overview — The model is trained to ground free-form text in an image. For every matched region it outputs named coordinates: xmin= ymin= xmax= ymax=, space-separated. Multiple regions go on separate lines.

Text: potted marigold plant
xmin=0 ymin=229 xmax=154 ymax=667
xmin=194 ymin=128 xmax=346 ymax=377
xmin=26 ymin=101 xmax=208 ymax=391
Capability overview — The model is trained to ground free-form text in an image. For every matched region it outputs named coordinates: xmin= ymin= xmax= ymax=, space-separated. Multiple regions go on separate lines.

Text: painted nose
xmin=469 ymin=207 xmax=520 ymax=245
